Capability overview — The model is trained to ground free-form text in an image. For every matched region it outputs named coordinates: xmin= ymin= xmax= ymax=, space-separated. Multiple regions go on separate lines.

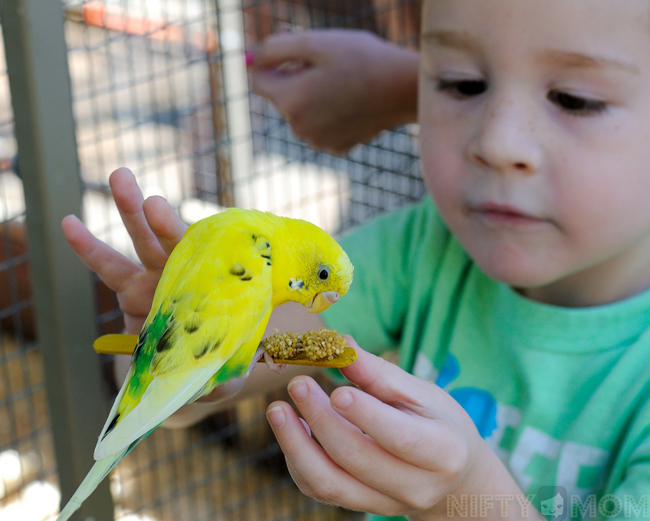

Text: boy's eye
xmin=436 ymin=79 xmax=487 ymax=98
xmin=547 ymin=90 xmax=607 ymax=116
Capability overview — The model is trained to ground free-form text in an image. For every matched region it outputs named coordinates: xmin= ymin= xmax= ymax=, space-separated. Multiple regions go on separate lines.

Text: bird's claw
xmin=263 ymin=350 xmax=288 ymax=374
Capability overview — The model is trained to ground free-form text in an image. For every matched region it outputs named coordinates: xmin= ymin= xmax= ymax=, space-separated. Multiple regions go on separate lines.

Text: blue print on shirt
xmin=436 ymin=353 xmax=497 ymax=439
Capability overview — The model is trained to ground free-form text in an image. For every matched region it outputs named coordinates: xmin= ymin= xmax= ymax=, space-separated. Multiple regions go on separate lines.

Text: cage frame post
xmin=0 ymin=0 xmax=114 ymax=519
xmin=215 ymin=0 xmax=253 ymax=206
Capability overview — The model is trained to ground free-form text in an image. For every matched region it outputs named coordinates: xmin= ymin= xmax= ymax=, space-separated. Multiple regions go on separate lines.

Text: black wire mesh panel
xmin=0 ymin=212 xmax=61 ymax=520
xmin=48 ymin=0 xmax=422 ymax=519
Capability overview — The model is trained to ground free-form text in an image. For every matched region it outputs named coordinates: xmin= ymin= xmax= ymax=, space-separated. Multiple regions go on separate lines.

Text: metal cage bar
xmin=0 ymin=0 xmax=114 ymax=518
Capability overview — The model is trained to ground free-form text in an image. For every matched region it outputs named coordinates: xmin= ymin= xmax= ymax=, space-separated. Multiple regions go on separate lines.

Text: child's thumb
xmin=249 ymin=31 xmax=316 ymax=69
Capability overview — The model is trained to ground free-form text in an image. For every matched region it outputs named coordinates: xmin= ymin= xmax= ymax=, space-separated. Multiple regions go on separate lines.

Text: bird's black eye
xmin=318 ymin=266 xmax=330 ymax=280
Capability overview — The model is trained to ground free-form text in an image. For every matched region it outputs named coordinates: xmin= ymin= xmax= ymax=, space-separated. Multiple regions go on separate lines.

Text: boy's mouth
xmin=472 ymin=202 xmax=545 ymax=226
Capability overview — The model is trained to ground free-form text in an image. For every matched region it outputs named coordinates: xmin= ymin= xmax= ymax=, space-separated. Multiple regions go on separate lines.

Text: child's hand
xmin=266 ymin=338 xmax=532 ymax=520
xmin=61 ymin=168 xmax=187 ymax=334
xmin=249 ymin=29 xmax=419 ymax=154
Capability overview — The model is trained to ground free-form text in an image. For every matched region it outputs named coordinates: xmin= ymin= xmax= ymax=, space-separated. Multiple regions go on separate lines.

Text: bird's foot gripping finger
xmin=246 ymin=344 xmax=268 ymax=375
xmin=264 ymin=350 xmax=289 ymax=374
xmin=250 ymin=344 xmax=288 ymax=375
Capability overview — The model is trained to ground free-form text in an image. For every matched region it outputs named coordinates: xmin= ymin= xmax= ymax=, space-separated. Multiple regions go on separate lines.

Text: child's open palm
xmin=61 ymin=168 xmax=186 ymax=335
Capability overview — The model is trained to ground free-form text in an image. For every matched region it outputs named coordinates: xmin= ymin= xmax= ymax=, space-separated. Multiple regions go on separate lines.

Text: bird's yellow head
xmin=271 ymin=217 xmax=353 ymax=313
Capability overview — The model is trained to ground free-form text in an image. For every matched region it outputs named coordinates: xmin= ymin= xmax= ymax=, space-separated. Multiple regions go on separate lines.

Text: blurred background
xmin=0 ymin=0 xmax=423 ymax=519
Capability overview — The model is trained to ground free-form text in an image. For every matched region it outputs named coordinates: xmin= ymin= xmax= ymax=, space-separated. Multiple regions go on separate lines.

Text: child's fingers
xmin=109 ymin=168 xmax=168 ymax=270
xmin=340 ymin=337 xmax=451 ymax=415
xmin=265 ymin=400 xmax=404 ymax=514
xmin=330 ymin=386 xmax=468 ymax=475
xmin=285 ymin=377 xmax=443 ymax=508
xmin=252 ymin=32 xmax=317 ymax=69
xmin=298 ymin=417 xmax=311 ymax=436
xmin=61 ymin=214 xmax=142 ymax=292
xmin=249 ymin=66 xmax=312 ymax=114
xmin=284 ymin=459 xmax=319 ymax=500
xmin=249 ymin=33 xmax=316 ymax=103
xmin=143 ymin=195 xmax=187 ymax=256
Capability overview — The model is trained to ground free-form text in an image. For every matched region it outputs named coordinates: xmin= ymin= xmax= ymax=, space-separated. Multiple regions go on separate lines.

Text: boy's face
xmin=419 ymin=0 xmax=650 ymax=306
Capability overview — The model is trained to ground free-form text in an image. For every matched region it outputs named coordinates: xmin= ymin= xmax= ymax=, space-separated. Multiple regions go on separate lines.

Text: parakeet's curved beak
xmin=304 ymin=291 xmax=340 ymax=313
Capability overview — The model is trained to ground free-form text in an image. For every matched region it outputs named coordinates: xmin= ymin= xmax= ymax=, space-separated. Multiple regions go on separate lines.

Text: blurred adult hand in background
xmin=249 ymin=29 xmax=419 ymax=155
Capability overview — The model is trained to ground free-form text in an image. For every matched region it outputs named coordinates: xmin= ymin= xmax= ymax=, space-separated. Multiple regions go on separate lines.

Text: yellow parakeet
xmin=57 ymin=208 xmax=353 ymax=520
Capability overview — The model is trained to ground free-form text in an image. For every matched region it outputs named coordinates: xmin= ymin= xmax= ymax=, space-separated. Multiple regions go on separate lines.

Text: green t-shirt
xmin=322 ymin=196 xmax=650 ymax=521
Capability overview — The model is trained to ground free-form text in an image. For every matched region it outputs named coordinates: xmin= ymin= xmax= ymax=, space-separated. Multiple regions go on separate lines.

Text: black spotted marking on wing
xmin=137 ymin=327 xmax=148 ymax=343
xmin=229 ymin=234 xmax=272 ymax=282
xmin=230 ymin=263 xmax=245 ymax=276
xmin=131 ymin=326 xmax=148 ymax=363
xmin=102 ymin=413 xmax=120 ymax=440
xmin=193 ymin=336 xmax=224 ymax=360
xmin=155 ymin=321 xmax=175 ymax=353
xmin=230 ymin=262 xmax=253 ymax=282
xmin=256 ymin=235 xmax=272 ymax=267
xmin=184 ymin=316 xmax=202 ymax=334
xmin=253 ymin=234 xmax=272 ymax=251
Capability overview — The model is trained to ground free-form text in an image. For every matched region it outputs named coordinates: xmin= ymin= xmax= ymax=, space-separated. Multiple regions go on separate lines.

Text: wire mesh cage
xmin=0 ymin=20 xmax=64 ymax=521
xmin=0 ymin=0 xmax=423 ymax=519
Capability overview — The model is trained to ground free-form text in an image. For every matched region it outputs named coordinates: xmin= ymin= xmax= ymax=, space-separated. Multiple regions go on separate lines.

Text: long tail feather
xmin=56 ymin=448 xmax=127 ymax=521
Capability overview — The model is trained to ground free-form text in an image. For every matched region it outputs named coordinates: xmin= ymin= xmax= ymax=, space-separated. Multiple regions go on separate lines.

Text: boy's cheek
xmin=420 ymin=146 xmax=464 ymax=214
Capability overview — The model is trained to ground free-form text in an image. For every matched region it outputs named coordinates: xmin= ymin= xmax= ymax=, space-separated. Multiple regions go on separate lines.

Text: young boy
xmin=63 ymin=1 xmax=650 ymax=519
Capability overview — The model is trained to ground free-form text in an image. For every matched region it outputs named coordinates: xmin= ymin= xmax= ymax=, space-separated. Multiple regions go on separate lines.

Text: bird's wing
xmin=94 ymin=226 xmax=274 ymax=460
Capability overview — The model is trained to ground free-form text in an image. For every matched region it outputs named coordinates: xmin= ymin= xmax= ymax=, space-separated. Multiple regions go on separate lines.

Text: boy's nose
xmin=467 ymin=96 xmax=542 ymax=176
